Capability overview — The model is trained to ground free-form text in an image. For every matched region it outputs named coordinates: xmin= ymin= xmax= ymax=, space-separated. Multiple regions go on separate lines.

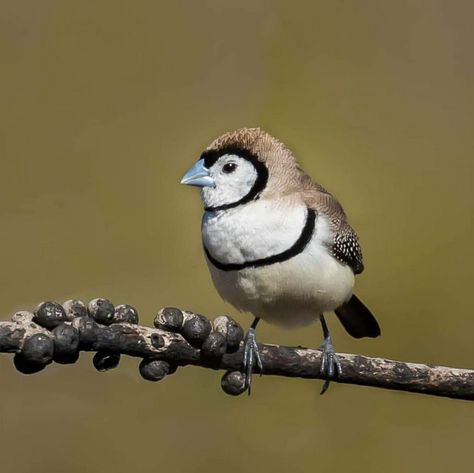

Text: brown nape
xmin=205 ymin=127 xmax=307 ymax=196
xmin=205 ymin=128 xmax=347 ymax=221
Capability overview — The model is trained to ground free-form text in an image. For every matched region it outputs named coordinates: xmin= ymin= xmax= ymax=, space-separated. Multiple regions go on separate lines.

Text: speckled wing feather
xmin=299 ymin=173 xmax=364 ymax=275
xmin=332 ymin=228 xmax=364 ymax=274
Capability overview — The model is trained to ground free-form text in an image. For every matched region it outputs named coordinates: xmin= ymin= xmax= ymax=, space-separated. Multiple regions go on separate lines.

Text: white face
xmin=201 ymin=154 xmax=258 ymax=210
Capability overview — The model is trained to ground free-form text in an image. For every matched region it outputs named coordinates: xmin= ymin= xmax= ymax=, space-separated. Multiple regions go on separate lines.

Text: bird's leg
xmin=242 ymin=317 xmax=263 ymax=394
xmin=319 ymin=314 xmax=342 ymax=395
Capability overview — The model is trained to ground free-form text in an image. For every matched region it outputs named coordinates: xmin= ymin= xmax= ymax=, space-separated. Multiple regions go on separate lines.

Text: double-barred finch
xmin=181 ymin=128 xmax=380 ymax=394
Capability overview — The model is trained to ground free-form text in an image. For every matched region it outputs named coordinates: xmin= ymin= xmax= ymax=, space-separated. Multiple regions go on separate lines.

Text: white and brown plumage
xmin=181 ymin=127 xmax=380 ymax=392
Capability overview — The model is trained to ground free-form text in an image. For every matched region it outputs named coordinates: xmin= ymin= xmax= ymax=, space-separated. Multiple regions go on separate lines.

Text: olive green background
xmin=1 ymin=1 xmax=473 ymax=472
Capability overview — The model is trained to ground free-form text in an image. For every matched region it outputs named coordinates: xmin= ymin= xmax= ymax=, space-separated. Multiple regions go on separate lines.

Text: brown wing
xmin=299 ymin=173 xmax=364 ymax=275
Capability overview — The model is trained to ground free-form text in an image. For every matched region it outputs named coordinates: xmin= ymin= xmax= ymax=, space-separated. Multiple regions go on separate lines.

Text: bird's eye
xmin=222 ymin=162 xmax=237 ymax=174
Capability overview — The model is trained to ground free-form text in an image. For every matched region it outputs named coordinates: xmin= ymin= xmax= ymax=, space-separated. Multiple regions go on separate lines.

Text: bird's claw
xmin=319 ymin=336 xmax=342 ymax=395
xmin=242 ymin=327 xmax=263 ymax=394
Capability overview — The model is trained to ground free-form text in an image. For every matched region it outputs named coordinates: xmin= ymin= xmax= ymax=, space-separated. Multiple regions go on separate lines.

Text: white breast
xmin=202 ymin=199 xmax=307 ymax=264
xmin=202 ymin=199 xmax=355 ymax=329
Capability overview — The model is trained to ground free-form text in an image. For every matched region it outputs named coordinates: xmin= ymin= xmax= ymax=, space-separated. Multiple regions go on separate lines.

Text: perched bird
xmin=181 ymin=128 xmax=380 ymax=393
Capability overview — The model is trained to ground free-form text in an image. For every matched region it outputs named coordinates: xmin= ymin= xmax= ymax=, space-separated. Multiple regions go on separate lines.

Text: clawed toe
xmin=319 ymin=336 xmax=342 ymax=395
xmin=318 ymin=314 xmax=342 ymax=395
xmin=242 ymin=327 xmax=262 ymax=394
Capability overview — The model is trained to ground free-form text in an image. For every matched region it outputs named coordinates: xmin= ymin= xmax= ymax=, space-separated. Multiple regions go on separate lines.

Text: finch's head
xmin=181 ymin=128 xmax=302 ymax=211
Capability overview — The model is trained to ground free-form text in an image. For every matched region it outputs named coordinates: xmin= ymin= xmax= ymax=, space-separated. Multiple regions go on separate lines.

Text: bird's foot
xmin=242 ymin=327 xmax=263 ymax=394
xmin=319 ymin=335 xmax=342 ymax=395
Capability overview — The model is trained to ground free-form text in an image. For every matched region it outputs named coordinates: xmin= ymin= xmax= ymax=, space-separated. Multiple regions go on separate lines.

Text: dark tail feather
xmin=335 ymin=295 xmax=381 ymax=339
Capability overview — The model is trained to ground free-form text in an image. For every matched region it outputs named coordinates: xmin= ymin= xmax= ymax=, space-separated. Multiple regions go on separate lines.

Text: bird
xmin=180 ymin=127 xmax=380 ymax=394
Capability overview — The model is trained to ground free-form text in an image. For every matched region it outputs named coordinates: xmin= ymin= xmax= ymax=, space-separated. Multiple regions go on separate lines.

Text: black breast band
xmin=204 ymin=208 xmax=317 ymax=271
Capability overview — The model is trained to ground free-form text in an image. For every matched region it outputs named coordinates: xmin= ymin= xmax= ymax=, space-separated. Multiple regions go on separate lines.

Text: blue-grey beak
xmin=180 ymin=159 xmax=215 ymax=187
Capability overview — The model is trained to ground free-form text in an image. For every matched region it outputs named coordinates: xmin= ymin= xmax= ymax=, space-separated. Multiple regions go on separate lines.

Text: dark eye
xmin=222 ymin=162 xmax=237 ymax=174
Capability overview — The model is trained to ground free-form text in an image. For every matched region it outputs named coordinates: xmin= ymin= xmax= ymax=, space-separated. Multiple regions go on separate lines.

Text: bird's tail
xmin=334 ymin=294 xmax=381 ymax=339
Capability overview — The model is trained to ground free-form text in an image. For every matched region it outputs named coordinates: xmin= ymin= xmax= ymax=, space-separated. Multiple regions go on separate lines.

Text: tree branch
xmin=0 ymin=300 xmax=472 ymax=401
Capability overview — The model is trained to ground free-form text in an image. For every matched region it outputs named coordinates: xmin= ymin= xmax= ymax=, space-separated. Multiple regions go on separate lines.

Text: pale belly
xmin=206 ymin=236 xmax=355 ymax=329
xmin=202 ymin=199 xmax=355 ymax=328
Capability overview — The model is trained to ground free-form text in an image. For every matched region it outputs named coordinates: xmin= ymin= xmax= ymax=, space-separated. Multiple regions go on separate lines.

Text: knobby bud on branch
xmin=0 ymin=299 xmax=472 ymax=400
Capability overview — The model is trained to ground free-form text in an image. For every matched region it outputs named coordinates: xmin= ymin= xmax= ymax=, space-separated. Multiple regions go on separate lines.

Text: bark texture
xmin=1 ymin=300 xmax=472 ymax=401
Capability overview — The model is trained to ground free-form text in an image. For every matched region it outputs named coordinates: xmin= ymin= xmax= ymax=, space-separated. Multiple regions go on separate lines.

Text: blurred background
xmin=1 ymin=1 xmax=473 ymax=472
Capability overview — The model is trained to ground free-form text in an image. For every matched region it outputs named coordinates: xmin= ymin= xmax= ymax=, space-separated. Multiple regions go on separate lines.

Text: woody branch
xmin=0 ymin=299 xmax=472 ymax=401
